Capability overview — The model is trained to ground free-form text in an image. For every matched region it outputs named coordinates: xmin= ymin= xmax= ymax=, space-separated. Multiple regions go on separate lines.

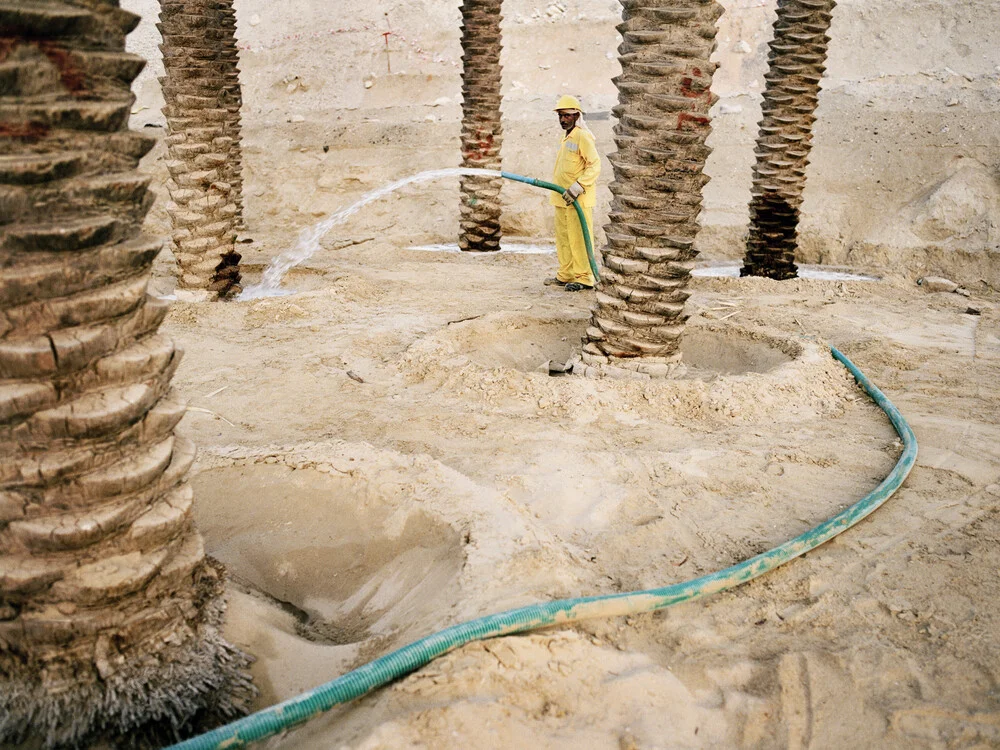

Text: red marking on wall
xmin=676 ymin=113 xmax=710 ymax=131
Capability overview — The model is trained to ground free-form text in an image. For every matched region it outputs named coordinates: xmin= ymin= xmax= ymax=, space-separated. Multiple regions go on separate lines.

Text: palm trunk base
xmin=0 ymin=570 xmax=254 ymax=750
xmin=210 ymin=250 xmax=244 ymax=298
xmin=458 ymin=174 xmax=503 ymax=251
xmin=741 ymin=193 xmax=800 ymax=279
xmin=579 ymin=346 xmax=685 ymax=380
xmin=458 ymin=224 xmax=502 ymax=252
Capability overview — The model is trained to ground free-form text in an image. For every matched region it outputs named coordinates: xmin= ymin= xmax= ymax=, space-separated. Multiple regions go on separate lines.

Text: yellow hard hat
xmin=554 ymin=95 xmax=582 ymax=112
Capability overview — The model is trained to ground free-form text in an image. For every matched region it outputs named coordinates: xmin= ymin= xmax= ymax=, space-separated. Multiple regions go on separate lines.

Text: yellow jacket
xmin=550 ymin=125 xmax=601 ymax=208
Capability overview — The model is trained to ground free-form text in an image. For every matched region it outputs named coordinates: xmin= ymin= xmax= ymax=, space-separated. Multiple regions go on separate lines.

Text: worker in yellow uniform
xmin=544 ymin=95 xmax=601 ymax=292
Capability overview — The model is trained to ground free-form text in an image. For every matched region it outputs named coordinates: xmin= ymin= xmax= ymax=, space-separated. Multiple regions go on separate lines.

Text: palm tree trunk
xmin=582 ymin=0 xmax=723 ymax=377
xmin=0 ymin=3 xmax=254 ymax=746
xmin=159 ymin=0 xmax=245 ymax=298
xmin=458 ymin=0 xmax=504 ymax=252
xmin=740 ymin=0 xmax=836 ymax=280
xmin=215 ymin=0 xmax=246 ymax=232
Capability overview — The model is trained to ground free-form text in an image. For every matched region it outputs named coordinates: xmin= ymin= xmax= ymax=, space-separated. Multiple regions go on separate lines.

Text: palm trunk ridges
xmin=0 ymin=2 xmax=254 ymax=746
xmin=458 ymin=0 xmax=504 ymax=252
xmin=158 ymin=0 xmax=244 ymax=297
xmin=581 ymin=0 xmax=723 ymax=378
xmin=740 ymin=0 xmax=836 ymax=280
xmin=215 ymin=0 xmax=247 ymax=232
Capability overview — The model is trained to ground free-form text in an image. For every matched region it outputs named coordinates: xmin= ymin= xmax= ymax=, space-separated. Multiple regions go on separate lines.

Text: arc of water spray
xmin=238 ymin=168 xmax=503 ymax=300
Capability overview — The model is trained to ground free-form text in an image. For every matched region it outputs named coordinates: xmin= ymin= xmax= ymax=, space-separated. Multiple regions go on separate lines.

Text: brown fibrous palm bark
xmin=0 ymin=2 xmax=254 ymax=747
xmin=458 ymin=0 xmax=503 ymax=252
xmin=159 ymin=0 xmax=245 ymax=297
xmin=582 ymin=0 xmax=723 ymax=378
xmin=740 ymin=0 xmax=836 ymax=280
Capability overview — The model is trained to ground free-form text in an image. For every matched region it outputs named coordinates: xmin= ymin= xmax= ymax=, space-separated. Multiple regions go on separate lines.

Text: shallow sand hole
xmin=435 ymin=313 xmax=796 ymax=377
xmin=192 ymin=465 xmax=464 ymax=645
xmin=680 ymin=329 xmax=794 ymax=377
xmin=443 ymin=314 xmax=588 ymax=371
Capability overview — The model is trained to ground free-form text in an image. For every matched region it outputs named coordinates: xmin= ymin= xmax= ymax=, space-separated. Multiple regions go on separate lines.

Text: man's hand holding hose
xmin=562 ymin=181 xmax=585 ymax=205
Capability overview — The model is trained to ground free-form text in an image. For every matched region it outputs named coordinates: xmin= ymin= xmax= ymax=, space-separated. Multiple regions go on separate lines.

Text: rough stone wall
xmin=739 ymin=0 xmax=836 ymax=280
xmin=582 ymin=0 xmax=723 ymax=378
xmin=457 ymin=0 xmax=504 ymax=252
xmin=158 ymin=0 xmax=244 ymax=298
xmin=0 ymin=2 xmax=253 ymax=746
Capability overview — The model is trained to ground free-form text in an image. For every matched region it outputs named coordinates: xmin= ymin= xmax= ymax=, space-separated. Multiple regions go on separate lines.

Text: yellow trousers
xmin=554 ymin=205 xmax=595 ymax=286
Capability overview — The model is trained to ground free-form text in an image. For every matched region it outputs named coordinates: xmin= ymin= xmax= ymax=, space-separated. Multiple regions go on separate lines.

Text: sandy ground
xmin=122 ymin=0 xmax=1000 ymax=746
xmin=164 ymin=244 xmax=1000 ymax=750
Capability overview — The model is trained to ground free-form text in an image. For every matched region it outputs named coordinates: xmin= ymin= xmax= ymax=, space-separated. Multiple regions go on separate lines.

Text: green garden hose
xmin=168 ymin=346 xmax=916 ymax=749
xmin=500 ymin=171 xmax=601 ymax=283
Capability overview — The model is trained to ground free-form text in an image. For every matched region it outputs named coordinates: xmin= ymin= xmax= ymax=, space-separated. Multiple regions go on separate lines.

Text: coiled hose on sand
xmin=168 ymin=346 xmax=916 ymax=749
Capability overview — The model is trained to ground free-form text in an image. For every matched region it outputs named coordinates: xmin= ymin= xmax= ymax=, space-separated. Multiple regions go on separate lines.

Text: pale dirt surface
xmin=123 ymin=0 xmax=1000 ymax=747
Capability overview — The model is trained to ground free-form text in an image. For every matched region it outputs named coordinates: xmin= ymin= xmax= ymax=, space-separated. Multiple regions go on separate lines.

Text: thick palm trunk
xmin=740 ymin=0 xmax=836 ymax=280
xmin=458 ymin=0 xmax=503 ymax=252
xmin=0 ymin=3 xmax=254 ymax=747
xmin=582 ymin=0 xmax=723 ymax=377
xmin=159 ymin=0 xmax=245 ymax=297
